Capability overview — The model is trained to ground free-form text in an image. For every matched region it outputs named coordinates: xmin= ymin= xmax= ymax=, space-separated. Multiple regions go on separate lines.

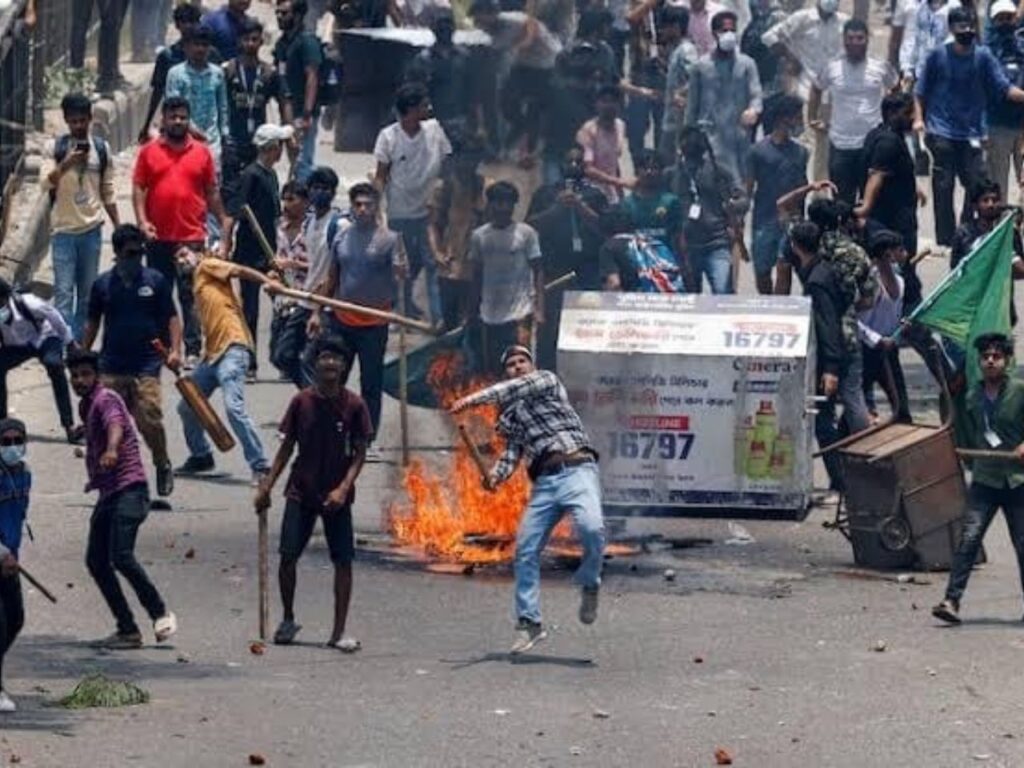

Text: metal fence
xmin=0 ymin=0 xmax=30 ymax=227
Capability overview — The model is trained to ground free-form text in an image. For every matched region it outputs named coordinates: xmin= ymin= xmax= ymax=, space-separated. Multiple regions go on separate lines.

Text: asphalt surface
xmin=7 ymin=16 xmax=1024 ymax=767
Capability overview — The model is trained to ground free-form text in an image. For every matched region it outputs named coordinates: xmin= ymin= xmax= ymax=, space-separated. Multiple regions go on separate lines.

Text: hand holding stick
xmin=457 ymin=423 xmax=494 ymax=491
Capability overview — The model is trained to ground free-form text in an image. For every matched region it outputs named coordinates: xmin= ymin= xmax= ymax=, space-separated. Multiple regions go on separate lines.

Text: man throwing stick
xmin=450 ymin=345 xmax=605 ymax=655
xmin=254 ymin=336 xmax=370 ymax=651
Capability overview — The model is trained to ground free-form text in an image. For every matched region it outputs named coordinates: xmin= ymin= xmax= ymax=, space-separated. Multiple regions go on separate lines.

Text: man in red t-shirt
xmin=132 ymin=97 xmax=232 ymax=366
xmin=254 ymin=335 xmax=371 ymax=652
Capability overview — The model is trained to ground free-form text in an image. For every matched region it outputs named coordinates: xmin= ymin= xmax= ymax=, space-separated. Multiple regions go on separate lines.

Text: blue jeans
xmin=178 ymin=345 xmax=268 ymax=471
xmin=294 ymin=113 xmax=319 ymax=183
xmin=689 ymin=245 xmax=733 ymax=294
xmin=52 ymin=226 xmax=102 ymax=341
xmin=390 ymin=216 xmax=442 ymax=323
xmin=515 ymin=462 xmax=605 ymax=625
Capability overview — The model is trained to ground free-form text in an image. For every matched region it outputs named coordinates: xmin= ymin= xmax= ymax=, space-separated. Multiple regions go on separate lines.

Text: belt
xmin=533 ymin=450 xmax=596 ymax=479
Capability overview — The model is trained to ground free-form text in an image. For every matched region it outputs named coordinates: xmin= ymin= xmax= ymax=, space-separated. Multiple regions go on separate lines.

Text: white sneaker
xmin=364 ymin=446 xmax=384 ymax=463
xmin=154 ymin=612 xmax=178 ymax=643
xmin=510 ymin=622 xmax=547 ymax=655
xmin=0 ymin=690 xmax=16 ymax=712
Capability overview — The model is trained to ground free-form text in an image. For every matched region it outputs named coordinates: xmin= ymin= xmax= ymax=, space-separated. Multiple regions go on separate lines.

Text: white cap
xmin=991 ymin=0 xmax=1016 ymax=18
xmin=253 ymin=123 xmax=295 ymax=148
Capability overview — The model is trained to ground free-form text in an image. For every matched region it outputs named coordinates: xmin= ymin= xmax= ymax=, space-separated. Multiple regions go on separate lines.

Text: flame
xmin=388 ymin=350 xmax=572 ymax=563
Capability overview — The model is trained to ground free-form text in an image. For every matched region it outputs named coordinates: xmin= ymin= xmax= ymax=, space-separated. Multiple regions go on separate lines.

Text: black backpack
xmin=50 ymin=134 xmax=110 ymax=206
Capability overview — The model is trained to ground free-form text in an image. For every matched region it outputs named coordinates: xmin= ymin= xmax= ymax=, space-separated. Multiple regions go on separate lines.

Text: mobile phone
xmin=75 ymin=140 xmax=90 ymax=153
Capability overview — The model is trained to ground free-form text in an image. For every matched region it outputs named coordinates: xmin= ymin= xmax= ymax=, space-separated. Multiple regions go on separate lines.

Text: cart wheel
xmin=879 ymin=516 xmax=912 ymax=552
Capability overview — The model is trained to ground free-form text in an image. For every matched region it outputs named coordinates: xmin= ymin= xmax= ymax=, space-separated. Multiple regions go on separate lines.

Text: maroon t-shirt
xmin=280 ymin=387 xmax=372 ymax=507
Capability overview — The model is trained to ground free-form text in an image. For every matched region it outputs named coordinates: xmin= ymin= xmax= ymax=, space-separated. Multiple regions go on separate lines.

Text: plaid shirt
xmin=463 ymin=370 xmax=594 ymax=485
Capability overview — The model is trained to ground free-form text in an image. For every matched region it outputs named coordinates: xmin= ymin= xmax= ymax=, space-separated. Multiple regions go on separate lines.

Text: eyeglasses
xmin=0 ymin=437 xmax=25 ymax=446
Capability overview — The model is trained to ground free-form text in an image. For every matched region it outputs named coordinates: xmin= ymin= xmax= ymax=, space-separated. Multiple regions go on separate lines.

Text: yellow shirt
xmin=40 ymin=137 xmax=116 ymax=235
xmin=193 ymin=258 xmax=252 ymax=362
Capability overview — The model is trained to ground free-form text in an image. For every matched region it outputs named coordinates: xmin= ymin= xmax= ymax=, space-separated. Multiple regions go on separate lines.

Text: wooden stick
xmin=230 ymin=263 xmax=438 ymax=334
xmin=909 ymin=248 xmax=933 ymax=267
xmin=397 ymin=274 xmax=410 ymax=467
xmin=240 ymin=204 xmax=277 ymax=269
xmin=457 ymin=423 xmax=493 ymax=490
xmin=957 ymin=448 xmax=1021 ymax=461
xmin=18 ymin=564 xmax=56 ymax=604
xmin=257 ymin=508 xmax=269 ymax=641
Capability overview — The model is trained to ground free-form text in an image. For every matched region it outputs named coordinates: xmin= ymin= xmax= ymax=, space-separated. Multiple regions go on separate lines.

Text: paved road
xmin=7 ymin=14 xmax=1024 ymax=766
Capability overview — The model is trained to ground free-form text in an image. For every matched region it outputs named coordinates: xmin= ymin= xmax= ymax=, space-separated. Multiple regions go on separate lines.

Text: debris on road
xmin=725 ymin=522 xmax=755 ymax=546
xmin=592 ymin=709 xmax=611 ymax=719
xmin=569 ymin=746 xmax=583 ymax=756
xmin=663 ymin=568 xmax=677 ymax=582
xmin=493 ymin=709 xmax=510 ymax=716
xmin=693 ymin=656 xmax=704 ymax=664
xmin=248 ymin=754 xmax=267 ymax=765
xmin=714 ymin=746 xmax=734 ymax=764
xmin=250 ymin=642 xmax=266 ymax=656
xmin=184 ymin=547 xmax=196 ymax=560
xmin=873 ymin=640 xmax=888 ymax=653
xmin=57 ymin=675 xmax=149 ymax=709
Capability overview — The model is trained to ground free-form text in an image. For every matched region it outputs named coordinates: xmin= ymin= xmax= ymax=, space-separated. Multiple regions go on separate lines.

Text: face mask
xmin=818 ymin=0 xmax=838 ymax=13
xmin=716 ymin=31 xmax=738 ymax=53
xmin=954 ymin=30 xmax=976 ymax=45
xmin=311 ymin=190 xmax=333 ymax=209
xmin=0 ymin=307 xmax=11 ymax=324
xmin=0 ymin=444 xmax=25 ymax=467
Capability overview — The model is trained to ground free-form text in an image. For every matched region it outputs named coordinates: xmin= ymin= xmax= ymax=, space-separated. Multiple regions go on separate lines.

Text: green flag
xmin=905 ymin=213 xmax=1015 ymax=386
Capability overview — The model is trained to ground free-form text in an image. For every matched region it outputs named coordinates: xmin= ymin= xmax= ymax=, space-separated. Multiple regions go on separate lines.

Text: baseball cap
xmin=253 ymin=123 xmax=295 ymax=148
xmin=991 ymin=0 xmax=1016 ymax=16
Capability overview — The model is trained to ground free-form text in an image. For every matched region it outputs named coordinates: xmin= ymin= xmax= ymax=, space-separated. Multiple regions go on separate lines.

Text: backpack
xmin=51 ymin=134 xmax=109 ymax=206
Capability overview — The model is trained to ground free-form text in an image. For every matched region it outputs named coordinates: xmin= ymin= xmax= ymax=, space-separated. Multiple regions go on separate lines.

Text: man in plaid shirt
xmin=451 ymin=345 xmax=605 ymax=654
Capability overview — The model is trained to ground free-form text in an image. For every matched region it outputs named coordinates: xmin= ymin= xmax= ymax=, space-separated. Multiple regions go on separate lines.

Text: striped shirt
xmin=816 ymin=56 xmax=898 ymax=150
xmin=462 ymin=370 xmax=595 ymax=485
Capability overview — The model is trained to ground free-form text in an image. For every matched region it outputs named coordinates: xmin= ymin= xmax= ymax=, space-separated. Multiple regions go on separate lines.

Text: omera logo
xmin=733 ymin=359 xmax=795 ymax=374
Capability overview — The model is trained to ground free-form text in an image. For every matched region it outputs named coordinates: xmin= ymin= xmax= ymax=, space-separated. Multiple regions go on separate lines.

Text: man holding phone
xmin=43 ymin=93 xmax=119 ymax=344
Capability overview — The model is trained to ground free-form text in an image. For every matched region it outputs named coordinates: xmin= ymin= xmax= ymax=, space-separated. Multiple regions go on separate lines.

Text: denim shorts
xmin=751 ymin=223 xmax=784 ymax=278
xmin=279 ymin=498 xmax=354 ymax=565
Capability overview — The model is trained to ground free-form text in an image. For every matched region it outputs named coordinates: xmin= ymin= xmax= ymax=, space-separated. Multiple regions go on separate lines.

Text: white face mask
xmin=0 ymin=444 xmax=25 ymax=467
xmin=818 ymin=0 xmax=839 ymax=13
xmin=717 ymin=31 xmax=738 ymax=52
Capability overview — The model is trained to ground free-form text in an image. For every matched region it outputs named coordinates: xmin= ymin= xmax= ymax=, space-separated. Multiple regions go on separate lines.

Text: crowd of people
xmin=5 ymin=0 xmax=1024 ymax=712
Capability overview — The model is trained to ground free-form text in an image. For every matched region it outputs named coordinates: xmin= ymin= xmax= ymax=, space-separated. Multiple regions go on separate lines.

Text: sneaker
xmin=246 ymin=368 xmax=258 ymax=385
xmin=932 ymin=598 xmax=961 ymax=625
xmin=154 ymin=612 xmax=177 ymax=643
xmin=91 ymin=631 xmax=144 ymax=650
xmin=0 ymin=690 xmax=15 ymax=713
xmin=174 ymin=454 xmax=215 ymax=476
xmin=183 ymin=355 xmax=200 ymax=372
xmin=326 ymin=637 xmax=361 ymax=653
xmin=156 ymin=463 xmax=174 ymax=497
xmin=273 ymin=619 xmax=302 ymax=645
xmin=510 ymin=621 xmax=547 ymax=655
xmin=579 ymin=587 xmax=599 ymax=625
xmin=65 ymin=425 xmax=84 ymax=445
xmin=364 ymin=446 xmax=384 ymax=463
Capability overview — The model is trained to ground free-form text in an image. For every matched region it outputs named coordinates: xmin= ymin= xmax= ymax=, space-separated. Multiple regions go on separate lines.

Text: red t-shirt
xmin=280 ymin=387 xmax=372 ymax=507
xmin=133 ymin=137 xmax=215 ymax=243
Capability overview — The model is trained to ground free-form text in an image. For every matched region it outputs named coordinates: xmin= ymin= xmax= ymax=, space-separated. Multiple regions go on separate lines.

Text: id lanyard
xmin=238 ymin=65 xmax=258 ymax=138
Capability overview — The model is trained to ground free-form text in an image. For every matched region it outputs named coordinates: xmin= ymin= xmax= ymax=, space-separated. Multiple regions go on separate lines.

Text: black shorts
xmin=279 ymin=499 xmax=354 ymax=565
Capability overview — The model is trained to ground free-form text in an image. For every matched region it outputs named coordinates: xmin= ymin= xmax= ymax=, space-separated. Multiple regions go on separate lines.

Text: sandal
xmin=326 ymin=637 xmax=361 ymax=653
xmin=273 ymin=619 xmax=302 ymax=645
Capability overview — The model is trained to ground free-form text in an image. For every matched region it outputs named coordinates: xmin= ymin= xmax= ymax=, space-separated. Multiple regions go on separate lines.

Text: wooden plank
xmin=841 ymin=424 xmax=920 ymax=457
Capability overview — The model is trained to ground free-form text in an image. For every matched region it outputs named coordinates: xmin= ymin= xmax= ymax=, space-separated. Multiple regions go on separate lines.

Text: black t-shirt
xmin=863 ymin=124 xmax=917 ymax=225
xmin=234 ymin=162 xmax=280 ymax=265
xmin=747 ymin=137 xmax=808 ymax=228
xmin=273 ymin=31 xmax=323 ymax=116
xmin=405 ymin=46 xmax=473 ymax=124
xmin=224 ymin=60 xmax=287 ymax=148
xmin=526 ymin=182 xmax=608 ymax=289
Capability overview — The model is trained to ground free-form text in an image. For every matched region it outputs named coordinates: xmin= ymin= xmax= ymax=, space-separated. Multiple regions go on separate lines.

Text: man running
xmin=254 ymin=336 xmax=370 ymax=652
xmin=450 ymin=345 xmax=605 ymax=654
xmin=67 ymin=348 xmax=177 ymax=649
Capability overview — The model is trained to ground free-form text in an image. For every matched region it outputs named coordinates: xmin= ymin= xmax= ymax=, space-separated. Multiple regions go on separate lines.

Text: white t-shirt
xmin=816 ymin=57 xmax=897 ymax=150
xmin=468 ymin=222 xmax=542 ymax=324
xmin=373 ymin=119 xmax=452 ymax=220
xmin=857 ymin=271 xmax=904 ymax=346
xmin=301 ymin=208 xmax=348 ymax=305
